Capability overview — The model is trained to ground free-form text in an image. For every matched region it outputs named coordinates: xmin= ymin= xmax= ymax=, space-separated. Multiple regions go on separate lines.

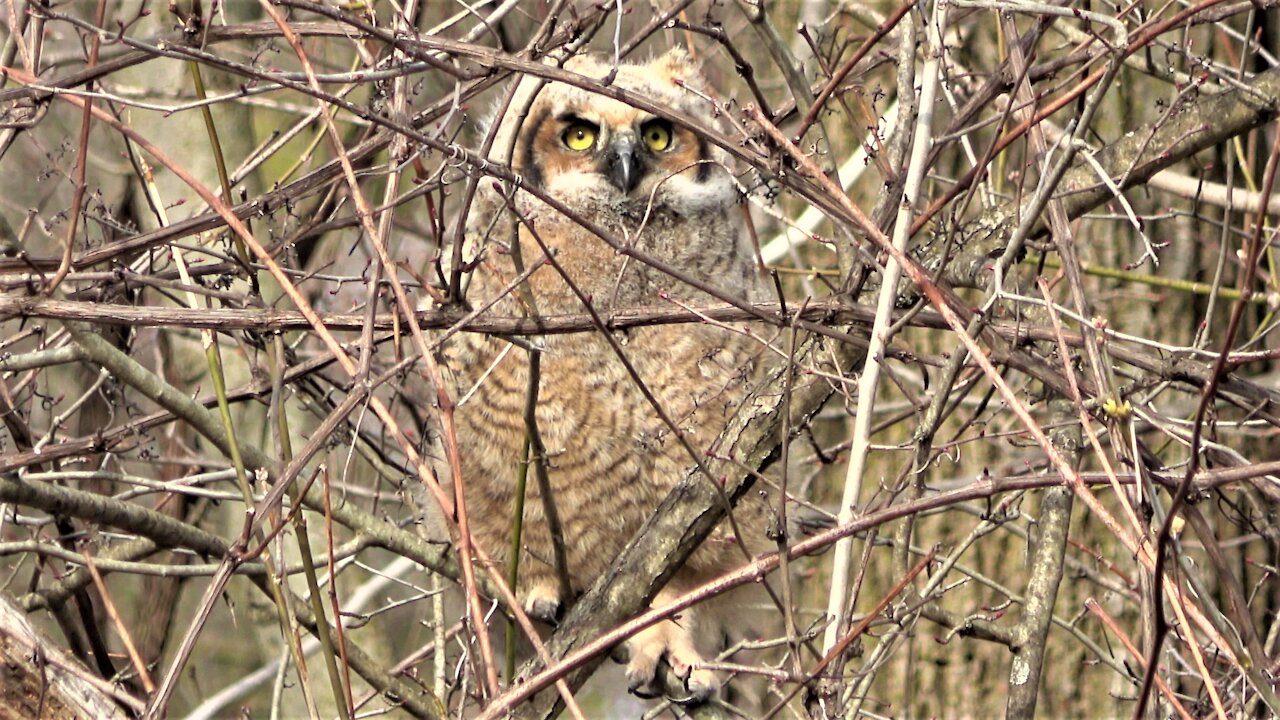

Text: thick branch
xmin=948 ymin=65 xmax=1280 ymax=288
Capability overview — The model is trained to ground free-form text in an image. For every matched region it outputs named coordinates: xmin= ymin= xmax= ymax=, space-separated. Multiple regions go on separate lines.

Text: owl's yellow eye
xmin=562 ymin=122 xmax=597 ymax=151
xmin=641 ymin=121 xmax=672 ymax=152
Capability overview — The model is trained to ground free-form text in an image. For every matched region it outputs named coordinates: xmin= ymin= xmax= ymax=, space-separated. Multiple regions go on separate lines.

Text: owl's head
xmin=487 ymin=49 xmax=735 ymax=218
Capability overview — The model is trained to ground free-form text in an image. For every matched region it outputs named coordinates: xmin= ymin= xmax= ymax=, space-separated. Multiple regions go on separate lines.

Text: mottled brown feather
xmin=437 ymin=49 xmax=779 ymax=698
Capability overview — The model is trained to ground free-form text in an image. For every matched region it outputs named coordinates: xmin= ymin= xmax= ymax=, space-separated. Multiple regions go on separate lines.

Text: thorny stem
xmin=42 ymin=0 xmax=104 ymax=297
xmin=1133 ymin=86 xmax=1280 ymax=720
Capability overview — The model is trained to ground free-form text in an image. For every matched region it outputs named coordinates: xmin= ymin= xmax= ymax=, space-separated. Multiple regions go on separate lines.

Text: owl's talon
xmin=522 ymin=587 xmax=561 ymax=623
xmin=627 ymin=677 xmax=660 ymax=699
xmin=624 ymin=636 xmax=663 ymax=696
xmin=680 ymin=666 xmax=720 ymax=704
xmin=622 ymin=619 xmax=721 ymax=704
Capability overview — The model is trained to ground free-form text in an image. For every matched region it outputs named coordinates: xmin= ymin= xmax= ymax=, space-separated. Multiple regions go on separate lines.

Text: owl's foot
xmin=623 ymin=619 xmax=719 ymax=703
xmin=521 ymin=585 xmax=561 ymax=624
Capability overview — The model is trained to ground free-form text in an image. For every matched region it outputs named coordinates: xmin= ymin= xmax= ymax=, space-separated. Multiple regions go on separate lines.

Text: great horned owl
xmin=438 ymin=49 xmax=777 ymax=699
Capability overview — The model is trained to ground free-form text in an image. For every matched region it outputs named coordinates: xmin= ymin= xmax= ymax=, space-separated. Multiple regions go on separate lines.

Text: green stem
xmin=188 ymin=56 xmax=351 ymax=716
xmin=506 ymin=350 xmax=540 ymax=681
xmin=1036 ymin=254 xmax=1269 ymax=303
xmin=187 ymin=60 xmax=255 ymax=285
xmin=206 ymin=338 xmax=317 ymax=712
xmin=271 ymin=335 xmax=351 ymax=719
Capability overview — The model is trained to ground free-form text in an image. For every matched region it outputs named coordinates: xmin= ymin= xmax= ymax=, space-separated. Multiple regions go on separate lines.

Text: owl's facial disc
xmin=603 ymin=135 xmax=640 ymax=194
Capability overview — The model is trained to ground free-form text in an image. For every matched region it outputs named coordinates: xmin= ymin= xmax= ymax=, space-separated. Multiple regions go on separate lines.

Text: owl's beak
xmin=604 ymin=138 xmax=641 ymax=194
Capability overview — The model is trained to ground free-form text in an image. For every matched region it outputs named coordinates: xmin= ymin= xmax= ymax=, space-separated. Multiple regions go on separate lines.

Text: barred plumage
xmin=437 ymin=49 xmax=777 ymax=698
